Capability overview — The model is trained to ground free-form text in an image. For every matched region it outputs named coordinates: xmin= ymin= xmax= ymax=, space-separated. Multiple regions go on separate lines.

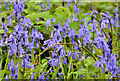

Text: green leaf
xmin=1 ymin=12 xmax=7 ymax=17
xmin=41 ymin=62 xmax=48 ymax=68
xmin=12 ymin=20 xmax=15 ymax=24
xmin=32 ymin=5 xmax=42 ymax=10
xmin=83 ymin=57 xmax=95 ymax=67
xmin=0 ymin=30 xmax=4 ymax=34
xmin=36 ymin=21 xmax=45 ymax=25
xmin=69 ymin=69 xmax=87 ymax=76
xmin=55 ymin=7 xmax=70 ymax=23
xmin=93 ymin=45 xmax=103 ymax=56
xmin=1 ymin=5 xmax=7 ymax=11
xmin=7 ymin=30 xmax=13 ymax=34
xmin=26 ymin=11 xmax=53 ymax=21
xmin=23 ymin=9 xmax=28 ymax=14
xmin=47 ymin=67 xmax=52 ymax=73
xmin=69 ymin=22 xmax=79 ymax=31
xmin=34 ymin=26 xmax=51 ymax=35
xmin=41 ymin=58 xmax=47 ymax=64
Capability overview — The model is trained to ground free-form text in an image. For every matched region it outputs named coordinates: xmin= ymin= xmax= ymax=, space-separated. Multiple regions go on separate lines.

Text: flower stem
xmin=67 ymin=43 xmax=74 ymax=79
xmin=35 ymin=43 xmax=97 ymax=63
xmin=60 ymin=57 xmax=66 ymax=79
xmin=2 ymin=48 xmax=10 ymax=79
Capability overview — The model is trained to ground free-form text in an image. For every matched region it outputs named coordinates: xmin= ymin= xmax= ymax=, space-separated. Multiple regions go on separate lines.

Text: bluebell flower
xmin=74 ymin=0 xmax=77 ymax=4
xmin=79 ymin=26 xmax=84 ymax=37
xmin=74 ymin=42 xmax=77 ymax=50
xmin=45 ymin=18 xmax=51 ymax=28
xmin=71 ymin=37 xmax=75 ymax=43
xmin=7 ymin=15 xmax=12 ymax=20
xmin=68 ymin=28 xmax=76 ymax=38
xmin=5 ymin=75 xmax=11 ymax=79
xmin=36 ymin=41 xmax=39 ymax=48
xmin=63 ymin=58 xmax=67 ymax=64
xmin=57 ymin=45 xmax=63 ymax=52
xmin=54 ymin=30 xmax=62 ymax=42
xmin=72 ymin=52 xmax=77 ymax=59
xmin=11 ymin=67 xmax=15 ymax=76
xmin=51 ymin=50 xmax=57 ymax=58
xmin=104 ymin=11 xmax=111 ymax=19
xmin=7 ymin=59 xmax=17 ymax=77
xmin=51 ymin=58 xmax=58 ymax=67
xmin=17 ymin=11 xmax=21 ymax=19
xmin=45 ymin=7 xmax=48 ymax=11
xmin=60 ymin=48 xmax=66 ymax=57
xmin=50 ymin=31 xmax=54 ymax=38
xmin=18 ymin=44 xmax=25 ymax=54
xmin=94 ymin=60 xmax=100 ymax=69
xmin=90 ymin=18 xmax=98 ymax=32
xmin=68 ymin=50 xmax=71 ymax=57
xmin=58 ymin=73 xmax=63 ymax=79
xmin=14 ymin=74 xmax=18 ymax=79
xmin=31 ymin=72 xmax=37 ymax=79
xmin=67 ymin=1 xmax=71 ymax=6
xmin=118 ymin=66 xmax=120 ymax=74
xmin=26 ymin=64 xmax=34 ymax=69
xmin=78 ymin=52 xmax=81 ymax=61
xmin=38 ymin=32 xmax=44 ymax=40
xmin=74 ymin=5 xmax=77 ymax=12
xmin=107 ymin=38 xmax=113 ymax=50
xmin=39 ymin=74 xmax=44 ymax=79
xmin=66 ymin=18 xmax=71 ymax=24
xmin=41 ymin=3 xmax=44 ymax=8
xmin=101 ymin=57 xmax=107 ymax=65
xmin=101 ymin=19 xmax=109 ymax=29
xmin=72 ymin=14 xmax=78 ymax=22
xmin=77 ymin=7 xmax=79 ymax=15
xmin=81 ymin=75 xmax=84 ymax=79
xmin=52 ymin=18 xmax=56 ymax=23
xmin=48 ymin=4 xmax=51 ymax=10
xmin=9 ymin=19 xmax=13 ymax=25
xmin=26 ymin=18 xmax=32 ymax=26
xmin=6 ymin=3 xmax=9 ymax=9
xmin=115 ymin=7 xmax=118 ymax=12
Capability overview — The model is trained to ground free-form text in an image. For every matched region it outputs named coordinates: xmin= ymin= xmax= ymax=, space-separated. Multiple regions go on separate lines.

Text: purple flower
xmin=66 ymin=18 xmax=71 ymax=24
xmin=58 ymin=73 xmax=63 ymax=79
xmin=18 ymin=44 xmax=25 ymax=54
xmin=52 ymin=18 xmax=56 ymax=23
xmin=72 ymin=14 xmax=78 ymax=22
xmin=68 ymin=28 xmax=76 ymax=38
xmin=31 ymin=72 xmax=37 ymax=79
xmin=94 ymin=60 xmax=100 ymax=69
xmin=7 ymin=15 xmax=12 ymax=20
xmin=60 ymin=48 xmax=66 ymax=57
xmin=6 ymin=3 xmax=9 ymax=9
xmin=51 ymin=50 xmax=57 ymax=58
xmin=67 ymin=1 xmax=71 ymax=6
xmin=26 ymin=18 xmax=32 ymax=26
xmin=68 ymin=50 xmax=71 ymax=57
xmin=81 ymin=75 xmax=84 ymax=79
xmin=51 ymin=59 xmax=58 ymax=67
xmin=63 ymin=58 xmax=67 ymax=64
xmin=48 ymin=4 xmax=51 ymax=10
xmin=54 ymin=30 xmax=62 ymax=42
xmin=74 ymin=42 xmax=77 ymax=50
xmin=74 ymin=0 xmax=77 ymax=4
xmin=72 ymin=52 xmax=77 ymax=59
xmin=45 ymin=18 xmax=51 ymax=28
xmin=77 ymin=7 xmax=79 ymax=15
xmin=74 ymin=5 xmax=77 ymax=12
xmin=41 ymin=3 xmax=44 ymax=8
xmin=9 ymin=19 xmax=12 ymax=25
